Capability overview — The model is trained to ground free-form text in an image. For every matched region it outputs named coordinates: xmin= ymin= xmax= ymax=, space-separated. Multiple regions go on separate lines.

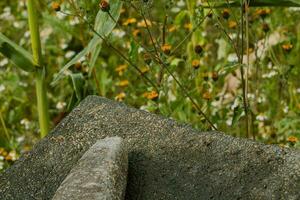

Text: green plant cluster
xmin=0 ymin=0 xmax=300 ymax=171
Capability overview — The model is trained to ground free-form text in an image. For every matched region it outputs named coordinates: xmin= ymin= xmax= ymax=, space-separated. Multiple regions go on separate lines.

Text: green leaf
xmin=89 ymin=0 xmax=123 ymax=68
xmin=52 ymin=0 xmax=123 ymax=85
xmin=69 ymin=73 xmax=85 ymax=101
xmin=0 ymin=32 xmax=36 ymax=72
xmin=129 ymin=39 xmax=139 ymax=63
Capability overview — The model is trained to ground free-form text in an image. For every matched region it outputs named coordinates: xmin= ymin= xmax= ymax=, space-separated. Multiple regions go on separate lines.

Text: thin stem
xmin=239 ymin=1 xmax=249 ymax=138
xmin=0 ymin=111 xmax=10 ymax=141
xmin=27 ymin=0 xmax=50 ymax=138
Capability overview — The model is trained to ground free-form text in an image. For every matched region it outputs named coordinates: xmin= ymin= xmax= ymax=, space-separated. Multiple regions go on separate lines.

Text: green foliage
xmin=0 ymin=33 xmax=36 ymax=72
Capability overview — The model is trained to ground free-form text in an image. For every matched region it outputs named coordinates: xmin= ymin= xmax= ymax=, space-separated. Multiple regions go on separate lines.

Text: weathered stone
xmin=52 ymin=137 xmax=127 ymax=200
xmin=0 ymin=96 xmax=299 ymax=200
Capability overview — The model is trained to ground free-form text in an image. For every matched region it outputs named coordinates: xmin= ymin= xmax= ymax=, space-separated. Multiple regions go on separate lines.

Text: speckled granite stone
xmin=52 ymin=137 xmax=127 ymax=200
xmin=0 ymin=96 xmax=299 ymax=200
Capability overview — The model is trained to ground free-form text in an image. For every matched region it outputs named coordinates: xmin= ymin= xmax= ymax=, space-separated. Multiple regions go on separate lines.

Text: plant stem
xmin=0 ymin=111 xmax=10 ymax=141
xmin=27 ymin=0 xmax=50 ymax=138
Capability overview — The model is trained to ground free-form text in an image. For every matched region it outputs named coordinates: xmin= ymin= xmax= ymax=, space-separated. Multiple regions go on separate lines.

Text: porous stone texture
xmin=52 ymin=137 xmax=127 ymax=200
xmin=0 ymin=96 xmax=300 ymax=200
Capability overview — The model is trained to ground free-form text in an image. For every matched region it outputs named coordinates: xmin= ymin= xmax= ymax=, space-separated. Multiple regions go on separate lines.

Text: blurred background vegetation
xmin=0 ymin=0 xmax=300 ymax=171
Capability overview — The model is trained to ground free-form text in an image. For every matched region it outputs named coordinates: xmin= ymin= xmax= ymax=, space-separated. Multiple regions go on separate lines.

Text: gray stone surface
xmin=0 ymin=95 xmax=300 ymax=200
xmin=52 ymin=137 xmax=127 ymax=200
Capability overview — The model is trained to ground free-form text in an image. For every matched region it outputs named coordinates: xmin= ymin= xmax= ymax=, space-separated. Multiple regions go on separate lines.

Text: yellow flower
xmin=184 ymin=23 xmax=192 ymax=31
xmin=137 ymin=19 xmax=152 ymax=27
xmin=115 ymin=92 xmax=126 ymax=101
xmin=228 ymin=20 xmax=237 ymax=29
xmin=117 ymin=80 xmax=129 ymax=87
xmin=140 ymin=66 xmax=150 ymax=74
xmin=122 ymin=18 xmax=137 ymax=26
xmin=115 ymin=64 xmax=128 ymax=76
xmin=168 ymin=25 xmax=177 ymax=32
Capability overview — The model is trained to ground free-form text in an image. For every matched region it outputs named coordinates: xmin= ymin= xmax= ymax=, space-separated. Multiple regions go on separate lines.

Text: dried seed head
xmin=51 ymin=2 xmax=61 ymax=12
xmin=203 ymin=73 xmax=209 ymax=81
xmin=143 ymin=53 xmax=152 ymax=65
xmin=212 ymin=71 xmax=219 ymax=81
xmin=262 ymin=23 xmax=270 ymax=33
xmin=194 ymin=45 xmax=203 ymax=54
xmin=99 ymin=0 xmax=110 ymax=12
xmin=222 ymin=9 xmax=230 ymax=20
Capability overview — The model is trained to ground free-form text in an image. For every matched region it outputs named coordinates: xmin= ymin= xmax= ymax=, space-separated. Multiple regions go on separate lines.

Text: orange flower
xmin=133 ymin=29 xmax=142 ymax=37
xmin=143 ymin=91 xmax=159 ymax=100
xmin=287 ymin=136 xmax=298 ymax=143
xmin=192 ymin=59 xmax=200 ymax=69
xmin=51 ymin=2 xmax=61 ymax=12
xmin=203 ymin=91 xmax=212 ymax=100
xmin=282 ymin=43 xmax=293 ymax=52
xmin=161 ymin=44 xmax=172 ymax=55
xmin=255 ymin=8 xmax=271 ymax=19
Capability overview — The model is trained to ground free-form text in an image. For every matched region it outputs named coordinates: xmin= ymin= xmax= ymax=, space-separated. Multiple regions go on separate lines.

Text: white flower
xmin=283 ymin=106 xmax=289 ymax=113
xmin=65 ymin=51 xmax=76 ymax=58
xmin=247 ymin=93 xmax=255 ymax=100
xmin=8 ymin=151 xmax=17 ymax=161
xmin=16 ymin=136 xmax=25 ymax=143
xmin=227 ymin=53 xmax=238 ymax=62
xmin=0 ymin=85 xmax=5 ymax=93
xmin=296 ymin=88 xmax=300 ymax=94
xmin=171 ymin=7 xmax=180 ymax=13
xmin=0 ymin=58 xmax=8 ymax=67
xmin=257 ymin=96 xmax=266 ymax=103
xmin=256 ymin=114 xmax=267 ymax=122
xmin=70 ymin=17 xmax=80 ymax=25
xmin=20 ymin=118 xmax=30 ymax=130
xmin=177 ymin=0 xmax=185 ymax=7
xmin=56 ymin=101 xmax=66 ymax=110
xmin=262 ymin=71 xmax=277 ymax=78
xmin=226 ymin=118 xmax=232 ymax=126
xmin=112 ymin=29 xmax=126 ymax=38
